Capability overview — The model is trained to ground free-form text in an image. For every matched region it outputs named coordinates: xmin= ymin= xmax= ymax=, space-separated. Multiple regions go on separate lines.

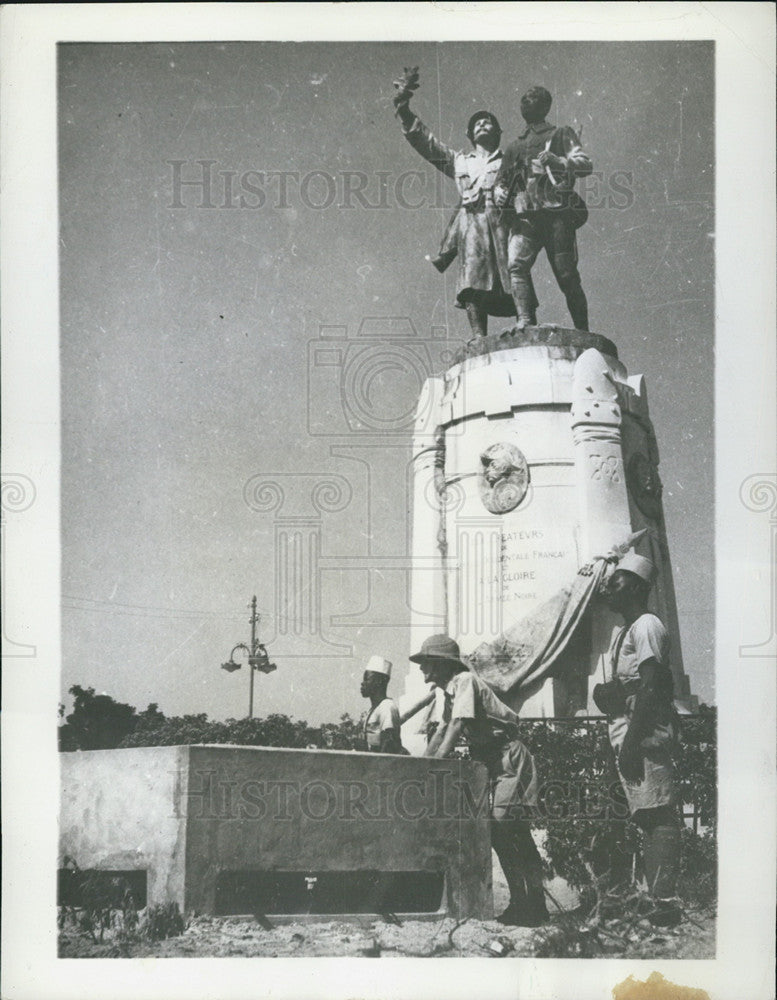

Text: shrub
xmin=521 ymin=709 xmax=717 ymax=906
xmin=141 ymin=902 xmax=185 ymax=942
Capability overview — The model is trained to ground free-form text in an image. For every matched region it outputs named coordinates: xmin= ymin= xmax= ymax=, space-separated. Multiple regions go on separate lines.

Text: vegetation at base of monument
xmin=58 ymin=686 xmax=166 ymax=751
xmin=142 ymin=902 xmax=186 ymax=941
xmin=58 ymin=685 xmax=362 ymax=753
xmin=521 ymin=706 xmax=717 ymax=909
xmin=524 ymin=707 xmax=717 ymax=958
xmin=58 ymin=860 xmax=184 ymax=954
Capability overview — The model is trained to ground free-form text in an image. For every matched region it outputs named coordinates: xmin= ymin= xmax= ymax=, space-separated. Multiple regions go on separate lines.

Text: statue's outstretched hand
xmin=393 ymin=66 xmax=420 ymax=108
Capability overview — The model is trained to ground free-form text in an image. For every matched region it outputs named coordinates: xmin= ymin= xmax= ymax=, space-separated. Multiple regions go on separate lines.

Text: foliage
xmin=58 ymin=686 xmax=165 ymax=752
xmin=118 ymin=711 xmax=364 ymax=751
xmin=674 ymin=703 xmax=717 ymax=830
xmin=677 ymin=827 xmax=717 ymax=906
xmin=141 ymin=902 xmax=185 ymax=942
xmin=521 ymin=718 xmax=635 ymax=895
xmin=317 ymin=712 xmax=363 ymax=750
xmin=520 ymin=708 xmax=717 ymax=905
xmin=59 ymin=683 xmax=367 ymax=753
xmin=58 ymin=686 xmax=138 ymax=751
xmin=58 ymin=861 xmax=141 ymax=945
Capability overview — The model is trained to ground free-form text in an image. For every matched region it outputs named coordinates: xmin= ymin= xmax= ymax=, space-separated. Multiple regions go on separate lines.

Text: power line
xmin=61 ymin=593 xmax=276 ymax=618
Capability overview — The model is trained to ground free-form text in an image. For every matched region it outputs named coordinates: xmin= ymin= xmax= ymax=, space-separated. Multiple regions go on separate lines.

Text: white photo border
xmin=2 ymin=4 xmax=775 ymax=999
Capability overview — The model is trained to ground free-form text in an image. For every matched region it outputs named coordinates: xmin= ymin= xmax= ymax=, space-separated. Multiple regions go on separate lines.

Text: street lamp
xmin=220 ymin=596 xmax=277 ymax=718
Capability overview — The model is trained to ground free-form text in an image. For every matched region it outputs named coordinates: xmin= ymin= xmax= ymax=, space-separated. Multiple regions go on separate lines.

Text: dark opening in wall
xmin=215 ymin=870 xmax=445 ymax=916
xmin=57 ymin=868 xmax=148 ymax=910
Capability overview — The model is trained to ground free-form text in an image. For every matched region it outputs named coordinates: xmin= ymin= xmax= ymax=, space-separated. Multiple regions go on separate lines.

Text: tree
xmin=59 ymin=687 xmax=168 ymax=751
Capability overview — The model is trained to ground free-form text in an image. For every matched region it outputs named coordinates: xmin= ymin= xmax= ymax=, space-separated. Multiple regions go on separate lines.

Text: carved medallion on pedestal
xmin=478 ymin=443 xmax=530 ymax=515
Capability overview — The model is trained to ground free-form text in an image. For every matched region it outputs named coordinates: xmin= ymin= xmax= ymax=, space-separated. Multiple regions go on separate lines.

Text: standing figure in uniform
xmin=392 ymin=67 xmax=536 ymax=339
xmin=360 ymin=655 xmax=405 ymax=755
xmin=410 ymin=634 xmax=548 ymax=926
xmin=594 ymin=552 xmax=682 ymax=925
xmin=494 ymin=85 xmax=592 ymax=331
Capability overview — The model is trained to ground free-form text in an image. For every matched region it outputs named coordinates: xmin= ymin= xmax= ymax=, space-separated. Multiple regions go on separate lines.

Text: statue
xmin=392 ymin=67 xmax=537 ymax=339
xmin=494 ymin=85 xmax=592 ymax=331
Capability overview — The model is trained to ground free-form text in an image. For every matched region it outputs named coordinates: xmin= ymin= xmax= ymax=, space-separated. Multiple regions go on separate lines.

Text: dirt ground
xmin=58 ymin=906 xmax=716 ymax=960
xmin=58 ymin=858 xmax=716 ymax=960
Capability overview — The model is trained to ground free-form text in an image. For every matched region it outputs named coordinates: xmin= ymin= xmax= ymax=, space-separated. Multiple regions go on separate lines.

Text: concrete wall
xmin=183 ymin=746 xmax=492 ymax=919
xmin=59 ymin=746 xmax=189 ymax=909
xmin=59 ymin=746 xmax=493 ymax=919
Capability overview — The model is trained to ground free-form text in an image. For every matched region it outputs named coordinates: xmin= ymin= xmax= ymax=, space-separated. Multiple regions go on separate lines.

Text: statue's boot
xmin=565 ymin=283 xmax=589 ymax=331
xmin=464 ymin=300 xmax=488 ymax=337
xmin=509 ymin=277 xmax=538 ymax=331
xmin=551 ymin=251 xmax=589 ymax=330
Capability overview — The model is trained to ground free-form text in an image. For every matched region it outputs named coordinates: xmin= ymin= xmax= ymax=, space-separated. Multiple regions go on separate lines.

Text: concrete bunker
xmin=59 ymin=744 xmax=493 ymax=920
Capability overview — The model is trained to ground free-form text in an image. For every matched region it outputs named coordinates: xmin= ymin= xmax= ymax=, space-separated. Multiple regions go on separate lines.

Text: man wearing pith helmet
xmin=409 ymin=634 xmax=548 ymax=926
xmin=360 ymin=655 xmax=405 ymax=755
xmin=595 ymin=551 xmax=682 ymax=925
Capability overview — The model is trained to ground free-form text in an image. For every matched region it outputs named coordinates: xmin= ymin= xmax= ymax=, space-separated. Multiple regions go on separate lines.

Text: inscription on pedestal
xmin=488 ymin=527 xmax=575 ymax=613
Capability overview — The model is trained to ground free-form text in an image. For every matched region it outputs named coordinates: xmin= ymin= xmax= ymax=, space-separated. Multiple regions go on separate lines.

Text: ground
xmin=58 ymin=855 xmax=715 ymax=960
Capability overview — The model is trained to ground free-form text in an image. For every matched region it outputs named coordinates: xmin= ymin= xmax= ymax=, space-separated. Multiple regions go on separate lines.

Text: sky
xmin=59 ymin=40 xmax=715 ymax=723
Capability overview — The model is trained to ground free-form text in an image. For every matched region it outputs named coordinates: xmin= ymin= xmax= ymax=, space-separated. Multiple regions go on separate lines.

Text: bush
xmin=141 ymin=902 xmax=185 ymax=941
xmin=118 ymin=711 xmax=363 ymax=751
xmin=521 ymin=709 xmax=717 ymax=906
xmin=677 ymin=827 xmax=717 ymax=906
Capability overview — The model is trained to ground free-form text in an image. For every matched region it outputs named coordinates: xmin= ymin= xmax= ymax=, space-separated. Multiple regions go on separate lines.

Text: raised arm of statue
xmin=393 ymin=66 xmax=456 ymax=179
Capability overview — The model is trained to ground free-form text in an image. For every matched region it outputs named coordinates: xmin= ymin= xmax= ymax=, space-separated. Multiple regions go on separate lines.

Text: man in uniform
xmin=410 ymin=634 xmax=548 ymax=926
xmin=360 ymin=655 xmax=405 ymax=754
xmin=494 ymin=85 xmax=592 ymax=331
xmin=393 ymin=67 xmax=536 ymax=338
xmin=594 ymin=552 xmax=682 ymax=925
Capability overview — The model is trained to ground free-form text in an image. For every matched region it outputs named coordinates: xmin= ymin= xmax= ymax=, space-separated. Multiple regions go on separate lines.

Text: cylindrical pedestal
xmin=402 ymin=328 xmax=695 ymax=722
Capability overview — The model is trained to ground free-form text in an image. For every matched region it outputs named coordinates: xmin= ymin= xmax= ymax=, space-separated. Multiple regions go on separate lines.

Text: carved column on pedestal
xmin=402 ymin=376 xmax=447 ymax=753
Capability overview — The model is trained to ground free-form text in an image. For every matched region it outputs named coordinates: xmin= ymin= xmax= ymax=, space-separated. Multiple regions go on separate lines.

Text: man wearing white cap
xmin=595 ymin=550 xmax=682 ymax=924
xmin=360 ymin=656 xmax=405 ymax=755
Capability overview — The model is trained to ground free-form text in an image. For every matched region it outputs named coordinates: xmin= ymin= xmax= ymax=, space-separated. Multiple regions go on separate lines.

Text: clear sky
xmin=59 ymin=40 xmax=714 ymax=723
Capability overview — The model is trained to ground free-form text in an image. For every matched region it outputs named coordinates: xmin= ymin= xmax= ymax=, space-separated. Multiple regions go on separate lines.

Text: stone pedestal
xmin=402 ymin=327 xmax=695 ymax=733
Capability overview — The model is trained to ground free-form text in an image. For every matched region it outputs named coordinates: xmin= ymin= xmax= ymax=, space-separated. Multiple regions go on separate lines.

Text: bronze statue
xmin=393 ymin=67 xmax=536 ymax=339
xmin=494 ymin=86 xmax=592 ymax=331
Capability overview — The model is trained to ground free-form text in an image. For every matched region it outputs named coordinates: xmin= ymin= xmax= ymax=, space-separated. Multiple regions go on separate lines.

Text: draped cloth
xmin=466 ymin=557 xmax=610 ymax=701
